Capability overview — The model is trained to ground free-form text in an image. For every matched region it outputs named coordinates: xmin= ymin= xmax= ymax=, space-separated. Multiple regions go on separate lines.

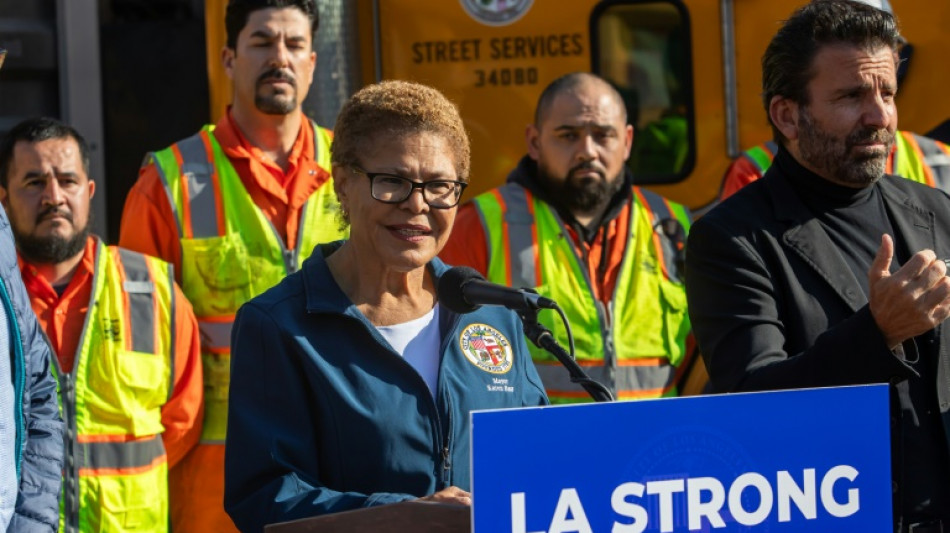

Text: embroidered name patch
xmin=459 ymin=323 xmax=513 ymax=374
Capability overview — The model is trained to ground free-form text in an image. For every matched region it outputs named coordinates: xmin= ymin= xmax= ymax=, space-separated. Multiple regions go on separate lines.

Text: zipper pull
xmin=443 ymin=446 xmax=451 ymax=470
xmin=285 ymin=249 xmax=298 ymax=273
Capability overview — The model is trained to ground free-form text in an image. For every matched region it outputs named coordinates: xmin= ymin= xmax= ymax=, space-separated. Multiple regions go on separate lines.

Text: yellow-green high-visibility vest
xmin=472 ymin=183 xmax=691 ymax=403
xmin=53 ymin=239 xmax=175 ymax=533
xmin=891 ymin=130 xmax=950 ymax=189
xmin=147 ymin=121 xmax=345 ymax=443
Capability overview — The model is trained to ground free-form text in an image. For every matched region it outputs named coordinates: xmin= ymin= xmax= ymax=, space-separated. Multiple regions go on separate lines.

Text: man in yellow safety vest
xmin=442 ymin=72 xmax=695 ymax=403
xmin=0 ymin=116 xmax=203 ymax=533
xmin=119 ymin=1 xmax=346 ymax=530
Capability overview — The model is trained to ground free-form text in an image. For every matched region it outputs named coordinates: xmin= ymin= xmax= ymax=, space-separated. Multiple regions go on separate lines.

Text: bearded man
xmin=0 ymin=116 xmax=203 ymax=532
xmin=441 ymin=72 xmax=694 ymax=403
xmin=685 ymin=1 xmax=950 ymax=529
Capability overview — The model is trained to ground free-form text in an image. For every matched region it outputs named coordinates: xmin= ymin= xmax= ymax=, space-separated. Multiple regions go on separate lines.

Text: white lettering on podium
xmin=729 ymin=473 xmax=773 ymax=525
xmin=610 ymin=483 xmax=648 ymax=533
xmin=511 ymin=492 xmax=545 ymax=533
xmin=821 ymin=465 xmax=860 ymax=517
xmin=686 ymin=477 xmax=726 ymax=529
xmin=507 ymin=466 xmax=860 ymax=532
xmin=777 ymin=469 xmax=817 ymax=521
xmin=646 ymin=480 xmax=685 ymax=532
xmin=548 ymin=488 xmax=592 ymax=533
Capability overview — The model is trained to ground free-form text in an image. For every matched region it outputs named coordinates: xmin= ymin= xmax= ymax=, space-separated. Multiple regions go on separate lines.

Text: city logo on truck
xmin=460 ymin=0 xmax=533 ymax=27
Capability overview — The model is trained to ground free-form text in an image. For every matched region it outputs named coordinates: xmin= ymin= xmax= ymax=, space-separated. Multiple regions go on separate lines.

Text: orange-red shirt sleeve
xmin=439 ymin=202 xmax=489 ymax=276
xmin=161 ymin=282 xmax=203 ymax=469
xmin=718 ymin=156 xmax=764 ymax=202
xmin=119 ymin=163 xmax=183 ymax=280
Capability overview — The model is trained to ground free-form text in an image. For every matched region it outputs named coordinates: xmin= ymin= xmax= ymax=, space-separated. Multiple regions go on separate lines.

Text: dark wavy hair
xmin=762 ymin=0 xmax=901 ymax=143
xmin=225 ymin=0 xmax=319 ymax=49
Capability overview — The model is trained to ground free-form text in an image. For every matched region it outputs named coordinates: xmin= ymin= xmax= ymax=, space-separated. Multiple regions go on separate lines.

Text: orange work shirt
xmin=20 ymin=236 xmax=204 ymax=468
xmin=440 ymin=196 xmax=632 ymax=305
xmin=118 ymin=109 xmax=331 ymax=277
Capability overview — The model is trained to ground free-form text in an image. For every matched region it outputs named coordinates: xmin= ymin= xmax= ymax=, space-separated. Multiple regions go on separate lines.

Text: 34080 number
xmin=474 ymin=67 xmax=539 ymax=87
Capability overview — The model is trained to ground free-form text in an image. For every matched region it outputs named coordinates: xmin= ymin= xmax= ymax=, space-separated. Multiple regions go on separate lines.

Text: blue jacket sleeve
xmin=224 ymin=302 xmax=416 ymax=532
xmin=9 ymin=265 xmax=64 ymax=532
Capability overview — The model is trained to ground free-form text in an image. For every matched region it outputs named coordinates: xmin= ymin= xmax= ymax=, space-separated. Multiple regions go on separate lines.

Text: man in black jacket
xmin=685 ymin=1 xmax=950 ymax=530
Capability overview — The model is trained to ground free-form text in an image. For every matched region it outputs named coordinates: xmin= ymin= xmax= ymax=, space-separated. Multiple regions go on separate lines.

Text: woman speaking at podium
xmin=223 ymin=80 xmax=548 ymax=531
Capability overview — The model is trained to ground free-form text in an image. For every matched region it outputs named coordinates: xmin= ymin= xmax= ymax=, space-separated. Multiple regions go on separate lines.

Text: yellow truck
xmin=205 ymin=0 xmax=950 ymax=211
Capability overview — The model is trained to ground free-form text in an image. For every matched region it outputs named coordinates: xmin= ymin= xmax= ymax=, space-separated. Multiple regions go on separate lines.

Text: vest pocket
xmin=84 ymin=348 xmax=166 ymax=438
xmin=180 ymin=233 xmax=255 ymax=316
xmin=96 ymin=468 xmax=167 ymax=531
xmin=116 ymin=350 xmax=166 ymax=437
xmin=116 ymin=350 xmax=163 ymax=389
xmin=658 ymin=279 xmax=689 ymax=367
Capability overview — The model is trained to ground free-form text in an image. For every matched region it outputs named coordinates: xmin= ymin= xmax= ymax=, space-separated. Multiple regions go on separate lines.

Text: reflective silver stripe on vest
xmin=118 ymin=248 xmax=156 ymax=354
xmin=535 ymin=361 xmax=675 ymax=396
xmin=167 ymin=265 xmax=176 ymax=401
xmin=149 ymin=152 xmax=184 ymax=238
xmin=176 ymin=133 xmax=221 ymax=238
xmin=497 ymin=184 xmax=538 ymax=289
xmin=638 ymin=188 xmax=682 ymax=283
xmin=78 ymin=434 xmax=165 ymax=470
xmin=740 ymin=140 xmax=779 ymax=172
xmin=198 ymin=319 xmax=233 ymax=352
xmin=914 ymin=133 xmax=950 ymax=191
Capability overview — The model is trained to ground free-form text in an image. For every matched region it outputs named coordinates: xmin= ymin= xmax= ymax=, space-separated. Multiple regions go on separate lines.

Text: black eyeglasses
xmin=350 ymin=166 xmax=467 ymax=209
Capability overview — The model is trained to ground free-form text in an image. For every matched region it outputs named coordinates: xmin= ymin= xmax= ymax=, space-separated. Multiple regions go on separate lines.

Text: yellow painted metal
xmin=204 ymin=0 xmax=950 ymax=210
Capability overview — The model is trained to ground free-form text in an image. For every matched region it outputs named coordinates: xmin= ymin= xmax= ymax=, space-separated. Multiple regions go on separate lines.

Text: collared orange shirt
xmin=20 ymin=236 xmax=204 ymax=468
xmin=118 ymin=109 xmax=331 ymax=277
xmin=440 ymin=197 xmax=631 ymax=305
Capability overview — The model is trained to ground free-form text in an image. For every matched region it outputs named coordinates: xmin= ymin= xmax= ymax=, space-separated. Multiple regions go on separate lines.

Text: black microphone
xmin=438 ymin=266 xmax=556 ymax=314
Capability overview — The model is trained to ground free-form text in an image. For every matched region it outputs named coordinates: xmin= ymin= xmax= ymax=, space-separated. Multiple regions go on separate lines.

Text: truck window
xmin=592 ymin=0 xmax=694 ymax=184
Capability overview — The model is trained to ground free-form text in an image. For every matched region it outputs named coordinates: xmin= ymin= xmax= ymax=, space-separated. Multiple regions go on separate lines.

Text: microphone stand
xmin=518 ymin=304 xmax=615 ymax=403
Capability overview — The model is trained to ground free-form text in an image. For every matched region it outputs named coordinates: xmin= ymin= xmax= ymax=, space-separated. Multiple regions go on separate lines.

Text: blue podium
xmin=471 ymin=385 xmax=892 ymax=532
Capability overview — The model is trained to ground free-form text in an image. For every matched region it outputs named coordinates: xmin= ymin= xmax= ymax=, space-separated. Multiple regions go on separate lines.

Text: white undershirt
xmin=375 ymin=304 xmax=441 ymax=400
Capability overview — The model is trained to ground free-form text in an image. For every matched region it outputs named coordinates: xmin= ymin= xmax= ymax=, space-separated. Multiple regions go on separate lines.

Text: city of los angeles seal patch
xmin=459 ymin=323 xmax=513 ymax=374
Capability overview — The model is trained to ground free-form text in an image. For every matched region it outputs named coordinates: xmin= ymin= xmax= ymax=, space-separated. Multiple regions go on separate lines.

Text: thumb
xmin=869 ymin=233 xmax=894 ymax=284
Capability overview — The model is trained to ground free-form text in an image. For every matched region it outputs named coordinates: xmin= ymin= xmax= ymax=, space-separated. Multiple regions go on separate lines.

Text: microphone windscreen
xmin=437 ymin=266 xmax=484 ymax=314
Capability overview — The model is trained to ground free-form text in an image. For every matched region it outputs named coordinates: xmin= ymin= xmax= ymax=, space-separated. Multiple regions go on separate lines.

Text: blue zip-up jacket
xmin=0 ymin=204 xmax=64 ymax=532
xmin=224 ymin=242 xmax=549 ymax=531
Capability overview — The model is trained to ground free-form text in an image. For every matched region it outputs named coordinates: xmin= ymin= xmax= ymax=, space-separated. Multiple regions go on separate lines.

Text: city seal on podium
xmin=459 ymin=323 xmax=513 ymax=374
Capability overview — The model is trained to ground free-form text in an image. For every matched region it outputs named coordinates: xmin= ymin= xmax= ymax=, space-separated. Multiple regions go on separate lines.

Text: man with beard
xmin=441 ymin=72 xmax=694 ymax=403
xmin=685 ymin=1 xmax=950 ymax=529
xmin=0 ymin=117 xmax=203 ymax=532
xmin=118 ymin=1 xmax=345 ymax=530
xmin=716 ymin=0 xmax=950 ymax=204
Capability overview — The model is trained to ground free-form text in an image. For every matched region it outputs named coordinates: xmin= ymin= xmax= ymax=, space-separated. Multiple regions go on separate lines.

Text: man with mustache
xmin=685 ymin=1 xmax=950 ymax=529
xmin=717 ymin=0 xmax=950 ymax=205
xmin=117 ymin=1 xmax=346 ymax=531
xmin=442 ymin=72 xmax=694 ymax=403
xmin=0 ymin=117 xmax=203 ymax=532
